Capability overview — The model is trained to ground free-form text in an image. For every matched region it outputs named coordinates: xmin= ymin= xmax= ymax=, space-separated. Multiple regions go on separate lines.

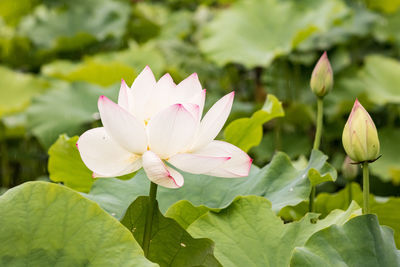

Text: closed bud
xmin=342 ymin=99 xmax=380 ymax=163
xmin=341 ymin=156 xmax=358 ymax=180
xmin=310 ymin=51 xmax=333 ymax=97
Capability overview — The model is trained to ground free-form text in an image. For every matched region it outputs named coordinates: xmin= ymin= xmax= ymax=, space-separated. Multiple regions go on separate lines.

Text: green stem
xmin=142 ymin=182 xmax=158 ymax=257
xmin=348 ymin=182 xmax=353 ymax=207
xmin=254 ymin=67 xmax=266 ymax=103
xmin=362 ymin=162 xmax=370 ymax=214
xmin=0 ymin=139 xmax=11 ymax=188
xmin=309 ymin=186 xmax=316 ymax=212
xmin=309 ymin=97 xmax=324 ymax=212
xmin=274 ymin=120 xmax=282 ymax=151
xmin=313 ymin=97 xmax=324 ymax=150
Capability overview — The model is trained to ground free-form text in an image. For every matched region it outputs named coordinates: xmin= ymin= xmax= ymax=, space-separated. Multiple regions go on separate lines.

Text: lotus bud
xmin=310 ymin=51 xmax=333 ymax=97
xmin=342 ymin=99 xmax=380 ymax=163
xmin=342 ymin=156 xmax=358 ymax=180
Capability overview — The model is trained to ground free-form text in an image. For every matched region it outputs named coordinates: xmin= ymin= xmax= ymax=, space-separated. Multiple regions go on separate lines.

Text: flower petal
xmin=118 ymin=79 xmax=131 ymax=111
xmin=77 ymin=127 xmax=142 ymax=177
xmin=147 ymin=104 xmax=198 ymax=159
xmin=145 ymin=73 xmax=176 ymax=119
xmin=168 ymin=153 xmax=230 ymax=174
xmin=130 ymin=66 xmax=157 ymax=120
xmin=197 ymin=89 xmax=206 ymax=119
xmin=182 ymin=103 xmax=200 ymax=121
xmin=174 ymin=73 xmax=203 ymax=103
xmin=193 ymin=140 xmax=252 ymax=177
xmin=191 ymin=92 xmax=234 ymax=151
xmin=98 ymin=95 xmax=147 ymax=154
xmin=142 ymin=151 xmax=184 ymax=188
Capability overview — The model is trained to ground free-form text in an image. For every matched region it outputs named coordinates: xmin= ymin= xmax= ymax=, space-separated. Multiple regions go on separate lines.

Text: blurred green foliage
xmin=0 ymin=0 xmax=399 ymax=203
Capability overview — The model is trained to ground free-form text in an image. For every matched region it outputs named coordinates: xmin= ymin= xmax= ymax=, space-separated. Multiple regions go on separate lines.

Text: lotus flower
xmin=342 ymin=99 xmax=380 ymax=163
xmin=77 ymin=66 xmax=252 ymax=188
xmin=310 ymin=51 xmax=333 ymax=97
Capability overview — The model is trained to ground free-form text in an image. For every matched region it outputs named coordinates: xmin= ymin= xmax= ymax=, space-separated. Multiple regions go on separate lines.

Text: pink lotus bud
xmin=310 ymin=52 xmax=333 ymax=97
xmin=342 ymin=100 xmax=380 ymax=163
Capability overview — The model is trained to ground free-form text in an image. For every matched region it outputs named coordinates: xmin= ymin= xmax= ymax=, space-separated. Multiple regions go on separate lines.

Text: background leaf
xmin=199 ymin=0 xmax=348 ymax=68
xmin=26 ymin=82 xmax=117 ymax=148
xmin=224 ymin=94 xmax=284 ymax=152
xmin=370 ymin=128 xmax=400 ymax=184
xmin=307 ymin=149 xmax=337 ymax=186
xmin=47 ymin=134 xmax=93 ymax=192
xmin=0 ymin=66 xmax=48 ymax=118
xmin=281 ymin=183 xmax=400 ymax=248
xmin=18 ymin=0 xmax=130 ymax=51
xmin=165 ymin=200 xmax=211 ymax=229
xmin=358 ymin=55 xmax=400 ymax=105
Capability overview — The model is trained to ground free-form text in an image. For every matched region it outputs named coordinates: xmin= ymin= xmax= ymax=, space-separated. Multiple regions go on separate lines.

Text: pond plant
xmin=0 ymin=0 xmax=400 ymax=266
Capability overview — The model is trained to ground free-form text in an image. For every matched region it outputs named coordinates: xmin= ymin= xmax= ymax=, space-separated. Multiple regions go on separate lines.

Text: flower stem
xmin=313 ymin=97 xmax=324 ymax=150
xmin=142 ymin=181 xmax=158 ymax=257
xmin=0 ymin=138 xmax=11 ymax=188
xmin=309 ymin=186 xmax=316 ymax=212
xmin=348 ymin=182 xmax=353 ymax=207
xmin=309 ymin=97 xmax=324 ymax=212
xmin=362 ymin=162 xmax=370 ymax=214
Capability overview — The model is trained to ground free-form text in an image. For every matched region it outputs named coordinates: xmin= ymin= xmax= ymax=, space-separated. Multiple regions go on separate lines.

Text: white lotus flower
xmin=77 ymin=66 xmax=252 ymax=188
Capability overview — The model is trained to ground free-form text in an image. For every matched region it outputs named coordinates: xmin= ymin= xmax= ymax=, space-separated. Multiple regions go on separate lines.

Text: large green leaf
xmin=42 ymin=60 xmax=136 ymax=87
xmin=121 ymin=196 xmax=221 ymax=267
xmin=297 ymin=6 xmax=378 ymax=50
xmin=0 ymin=66 xmax=48 ymax=118
xmin=41 ymin=42 xmax=166 ymax=86
xmin=84 ymin=150 xmax=335 ymax=218
xmin=357 ymin=55 xmax=400 ymax=105
xmin=0 ymin=0 xmax=40 ymax=26
xmin=290 ymin=215 xmax=400 ymax=266
xmin=18 ymin=0 xmax=129 ymax=51
xmin=307 ymin=150 xmax=337 ymax=186
xmin=374 ymin=10 xmax=400 ymax=48
xmin=165 ymin=200 xmax=210 ymax=229
xmin=365 ymin=0 xmax=400 ymax=14
xmin=199 ymin=0 xmax=348 ymax=68
xmin=186 ymin=196 xmax=360 ymax=267
xmin=26 ymin=82 xmax=117 ymax=148
xmin=0 ymin=181 xmax=156 ymax=266
xmin=48 ymin=134 xmax=93 ymax=192
xmin=224 ymin=94 xmax=284 ymax=152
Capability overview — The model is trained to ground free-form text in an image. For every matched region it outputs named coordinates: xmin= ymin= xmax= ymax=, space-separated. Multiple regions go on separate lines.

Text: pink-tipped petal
xmin=98 ymin=95 xmax=147 ymax=154
xmin=168 ymin=153 xmax=230 ymax=174
xmin=130 ymin=66 xmax=157 ymax=120
xmin=145 ymin=73 xmax=176 ymax=118
xmin=118 ymin=79 xmax=131 ymax=110
xmin=198 ymin=89 xmax=206 ymax=118
xmin=142 ymin=151 xmax=184 ymax=188
xmin=174 ymin=73 xmax=203 ymax=104
xmin=185 ymin=89 xmax=206 ymax=121
xmin=191 ymin=92 xmax=234 ymax=151
xmin=77 ymin=127 xmax=142 ymax=177
xmin=193 ymin=140 xmax=252 ymax=178
xmin=147 ymin=104 xmax=198 ymax=159
xmin=182 ymin=103 xmax=200 ymax=121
